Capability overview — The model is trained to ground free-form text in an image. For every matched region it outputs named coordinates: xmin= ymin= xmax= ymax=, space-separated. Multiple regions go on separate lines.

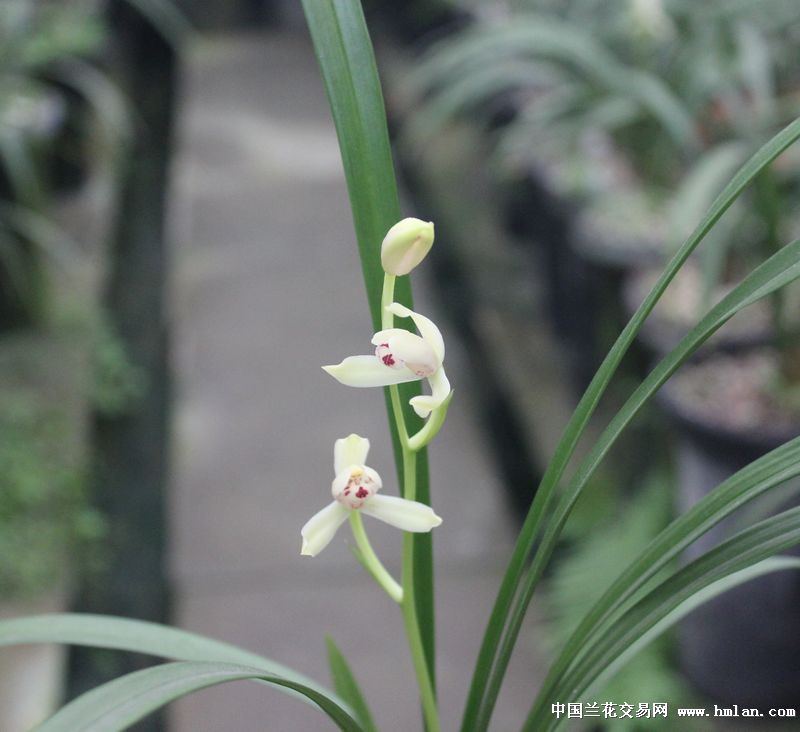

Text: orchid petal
xmin=385 ymin=331 xmax=438 ymax=375
xmin=371 ymin=328 xmax=408 ymax=346
xmin=322 ymin=355 xmax=419 ymax=388
xmin=372 ymin=329 xmax=436 ymax=370
xmin=408 ymin=389 xmax=454 ymax=451
xmin=386 ymin=303 xmax=445 ymax=363
xmin=360 ymin=494 xmax=442 ymax=532
xmin=334 ymin=434 xmax=370 ymax=475
xmin=410 ymin=367 xmax=452 ymax=418
xmin=300 ymin=501 xmax=349 ymax=556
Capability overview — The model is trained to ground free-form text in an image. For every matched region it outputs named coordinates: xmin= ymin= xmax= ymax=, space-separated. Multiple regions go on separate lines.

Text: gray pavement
xmin=169 ymin=32 xmax=543 ymax=731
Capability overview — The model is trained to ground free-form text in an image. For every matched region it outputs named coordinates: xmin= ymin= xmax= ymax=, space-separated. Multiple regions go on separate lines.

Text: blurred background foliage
xmin=0 ymin=0 xmax=147 ymax=609
xmin=0 ymin=1 xmax=175 ymax=727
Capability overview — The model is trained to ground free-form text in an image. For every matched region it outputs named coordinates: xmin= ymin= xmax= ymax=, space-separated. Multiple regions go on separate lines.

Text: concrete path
xmin=169 ymin=31 xmax=542 ymax=731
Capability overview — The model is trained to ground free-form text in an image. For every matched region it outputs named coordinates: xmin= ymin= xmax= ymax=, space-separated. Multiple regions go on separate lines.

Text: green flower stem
xmin=389 ymin=384 xmax=409 ymax=446
xmin=349 ymin=512 xmax=403 ymax=603
xmin=381 ymin=274 xmax=396 ymax=329
xmin=383 ymin=274 xmax=440 ymax=730
xmin=400 ymin=448 xmax=441 ymax=732
xmin=386 ymin=379 xmax=440 ymax=731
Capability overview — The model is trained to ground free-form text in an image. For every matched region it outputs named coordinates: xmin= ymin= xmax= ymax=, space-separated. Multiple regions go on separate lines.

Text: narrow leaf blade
xmin=0 ymin=614 xmax=342 ymax=709
xmin=35 ymin=661 xmax=363 ymax=732
xmin=326 ymin=636 xmax=378 ymax=732
xmin=537 ymin=510 xmax=800 ymax=731
xmin=462 ymin=117 xmax=800 ymax=732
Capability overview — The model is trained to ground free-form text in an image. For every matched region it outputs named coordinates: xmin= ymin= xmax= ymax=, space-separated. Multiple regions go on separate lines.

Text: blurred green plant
xmin=0 ymin=0 xmax=184 ymax=331
xmin=0 ymin=391 xmax=105 ymax=601
xmin=409 ymin=0 xmax=800 ymax=181
xmin=0 ymin=1 xmax=111 ymax=330
xmin=0 ymin=0 xmax=149 ymax=605
xmin=409 ymin=0 xmax=800 ymax=397
xmin=89 ymin=311 xmax=147 ymax=416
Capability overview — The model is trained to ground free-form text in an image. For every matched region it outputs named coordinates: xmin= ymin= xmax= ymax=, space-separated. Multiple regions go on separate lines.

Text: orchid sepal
xmin=360 ymin=494 xmax=442 ymax=532
xmin=408 ymin=389 xmax=454 ymax=452
xmin=300 ymin=501 xmax=349 ymax=557
xmin=322 ymin=356 xmax=419 ymax=388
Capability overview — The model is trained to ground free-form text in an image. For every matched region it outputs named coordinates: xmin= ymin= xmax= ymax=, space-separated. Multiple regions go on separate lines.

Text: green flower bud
xmin=380 ymin=218 xmax=434 ymax=276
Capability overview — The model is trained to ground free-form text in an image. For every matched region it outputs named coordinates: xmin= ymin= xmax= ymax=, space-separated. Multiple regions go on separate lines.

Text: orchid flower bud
xmin=381 ymin=218 xmax=434 ymax=276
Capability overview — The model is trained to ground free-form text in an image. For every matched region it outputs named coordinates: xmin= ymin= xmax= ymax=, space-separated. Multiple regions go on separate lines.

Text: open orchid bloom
xmin=301 ymin=434 xmax=442 ymax=557
xmin=322 ymin=303 xmax=452 ymax=419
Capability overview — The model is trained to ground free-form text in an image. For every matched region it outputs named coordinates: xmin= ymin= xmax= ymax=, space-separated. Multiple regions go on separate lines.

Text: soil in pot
xmin=566 ymin=187 xmax=666 ymax=391
xmin=625 ymin=261 xmax=773 ymax=360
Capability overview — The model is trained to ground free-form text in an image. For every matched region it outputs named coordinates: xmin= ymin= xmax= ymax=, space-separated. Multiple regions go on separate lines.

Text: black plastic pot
xmin=503 ymin=168 xmax=599 ymax=392
xmin=660 ymin=361 xmax=800 ymax=709
xmin=568 ymin=220 xmax=661 ymax=390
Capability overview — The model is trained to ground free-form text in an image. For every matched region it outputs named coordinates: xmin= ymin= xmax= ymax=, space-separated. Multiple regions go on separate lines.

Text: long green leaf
xmin=573 ymin=558 xmax=800 ymax=706
xmin=536 ymin=509 xmax=800 ymax=731
xmin=0 ymin=614 xmax=343 ymax=710
xmin=461 ymin=116 xmax=800 ymax=732
xmin=476 ymin=234 xmax=800 ymax=729
xmin=301 ymin=0 xmax=404 ymax=323
xmin=35 ymin=661 xmax=362 ymax=732
xmin=530 ymin=435 xmax=800 ymax=724
xmin=326 ymin=636 xmax=378 ymax=732
xmin=301 ymin=0 xmax=435 ymax=685
xmin=668 ymin=141 xmax=749 ymax=248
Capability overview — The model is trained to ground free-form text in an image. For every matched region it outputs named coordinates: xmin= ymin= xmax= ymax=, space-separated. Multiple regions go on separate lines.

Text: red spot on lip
xmin=379 ymin=343 xmax=395 ymax=367
xmin=355 ymin=487 xmax=369 ymax=499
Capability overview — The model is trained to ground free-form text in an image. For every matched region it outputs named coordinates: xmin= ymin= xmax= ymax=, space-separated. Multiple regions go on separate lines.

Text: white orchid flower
xmin=301 ymin=434 xmax=442 ymax=557
xmin=322 ymin=303 xmax=452 ymax=419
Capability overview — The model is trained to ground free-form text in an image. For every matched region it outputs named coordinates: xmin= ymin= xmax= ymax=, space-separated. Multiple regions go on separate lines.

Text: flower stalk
xmin=349 ymin=511 xmax=403 ymax=603
xmin=395 ymin=397 xmax=442 ymax=732
xmin=382 ymin=273 xmax=396 ymax=330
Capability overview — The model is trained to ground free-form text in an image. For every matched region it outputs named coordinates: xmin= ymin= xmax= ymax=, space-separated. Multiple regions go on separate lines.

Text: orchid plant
xmin=2 ymin=1 xmax=800 ymax=731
